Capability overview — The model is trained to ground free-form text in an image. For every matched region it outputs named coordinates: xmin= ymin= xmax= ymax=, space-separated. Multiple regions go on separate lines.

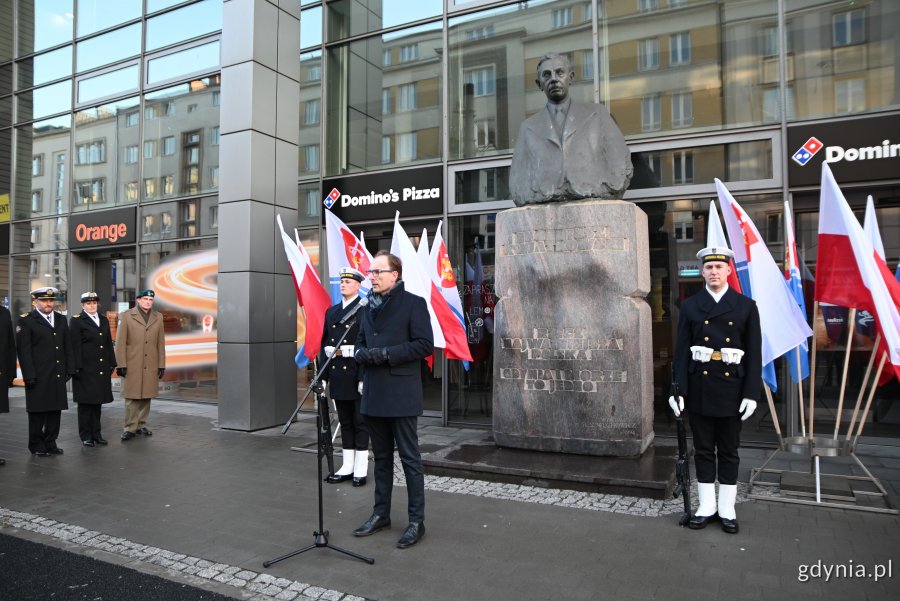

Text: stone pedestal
xmin=492 ymin=200 xmax=654 ymax=456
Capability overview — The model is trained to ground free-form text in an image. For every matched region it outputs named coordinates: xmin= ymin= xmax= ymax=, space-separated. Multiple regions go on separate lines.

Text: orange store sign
xmin=69 ymin=207 xmax=136 ymax=249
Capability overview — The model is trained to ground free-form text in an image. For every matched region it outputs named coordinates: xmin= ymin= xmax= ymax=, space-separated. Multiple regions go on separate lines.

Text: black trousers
xmin=28 ymin=410 xmax=61 ymax=453
xmin=77 ymin=403 xmax=103 ymax=442
xmin=688 ymin=411 xmax=742 ymax=485
xmin=366 ymin=415 xmax=425 ymax=523
xmin=335 ymin=398 xmax=368 ymax=451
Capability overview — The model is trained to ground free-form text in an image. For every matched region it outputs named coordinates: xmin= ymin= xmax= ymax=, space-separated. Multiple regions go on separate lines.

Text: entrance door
xmin=92 ymin=255 xmax=138 ymax=315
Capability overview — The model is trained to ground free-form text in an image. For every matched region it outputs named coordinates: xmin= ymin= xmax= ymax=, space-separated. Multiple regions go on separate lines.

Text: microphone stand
xmin=264 ymin=312 xmax=373 ymax=568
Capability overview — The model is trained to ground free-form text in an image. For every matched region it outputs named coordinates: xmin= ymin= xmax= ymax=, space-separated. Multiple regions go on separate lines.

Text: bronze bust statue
xmin=509 ymin=53 xmax=633 ymax=206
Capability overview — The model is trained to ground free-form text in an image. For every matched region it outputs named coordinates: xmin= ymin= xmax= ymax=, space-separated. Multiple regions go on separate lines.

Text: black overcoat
xmin=69 ymin=312 xmax=117 ymax=405
xmin=673 ymin=287 xmax=762 ymax=418
xmin=0 ymin=306 xmax=16 ymax=413
xmin=356 ymin=282 xmax=434 ymax=418
xmin=16 ymin=310 xmax=72 ymax=413
xmin=318 ymin=297 xmax=363 ymax=401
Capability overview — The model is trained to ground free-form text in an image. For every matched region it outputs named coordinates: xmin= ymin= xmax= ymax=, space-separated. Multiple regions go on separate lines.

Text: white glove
xmin=340 ymin=344 xmax=354 ymax=357
xmin=690 ymin=346 xmax=714 ymax=362
xmin=324 ymin=345 xmax=336 ymax=358
xmin=319 ymin=380 xmax=328 ymax=395
xmin=720 ymin=348 xmax=744 ymax=365
xmin=357 ymin=381 xmax=363 ymax=395
xmin=739 ymin=398 xmax=757 ymax=421
xmin=668 ymin=395 xmax=684 ymax=417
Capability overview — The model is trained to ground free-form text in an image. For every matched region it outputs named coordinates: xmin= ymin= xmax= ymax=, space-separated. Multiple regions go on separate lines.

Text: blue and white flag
xmin=783 ymin=201 xmax=810 ymax=382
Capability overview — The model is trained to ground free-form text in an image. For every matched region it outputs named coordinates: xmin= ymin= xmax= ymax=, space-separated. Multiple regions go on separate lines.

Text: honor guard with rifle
xmin=320 ymin=266 xmax=369 ymax=487
xmin=670 ymin=247 xmax=761 ymax=534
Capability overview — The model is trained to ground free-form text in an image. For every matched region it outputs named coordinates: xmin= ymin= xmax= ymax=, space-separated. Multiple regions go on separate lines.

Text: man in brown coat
xmin=115 ymin=289 xmax=166 ymax=441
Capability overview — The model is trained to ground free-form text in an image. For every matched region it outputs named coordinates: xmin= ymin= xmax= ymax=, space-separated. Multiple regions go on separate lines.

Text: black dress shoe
xmin=121 ymin=431 xmax=136 ymax=441
xmin=720 ymin=517 xmax=739 ymax=534
xmin=352 ymin=476 xmax=366 ymax=487
xmin=31 ymin=451 xmax=50 ymax=457
xmin=94 ymin=437 xmax=108 ymax=446
xmin=397 ymin=522 xmax=425 ymax=549
xmin=325 ymin=473 xmax=353 ymax=484
xmin=353 ymin=514 xmax=391 ymax=537
xmin=687 ymin=513 xmax=719 ymax=530
xmin=82 ymin=440 xmax=95 ymax=447
xmin=48 ymin=448 xmax=64 ymax=455
xmin=137 ymin=427 xmax=152 ymax=436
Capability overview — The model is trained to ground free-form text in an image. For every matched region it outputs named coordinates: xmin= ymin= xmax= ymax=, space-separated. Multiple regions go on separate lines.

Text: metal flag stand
xmin=748 ymin=302 xmax=898 ymax=515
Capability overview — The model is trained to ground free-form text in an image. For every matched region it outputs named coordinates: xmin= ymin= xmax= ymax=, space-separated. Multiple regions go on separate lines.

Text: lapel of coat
xmin=32 ymin=309 xmax=53 ymax=330
xmin=82 ymin=313 xmax=100 ymax=329
xmin=705 ymin=288 xmax=738 ymax=320
xmin=562 ymin=103 xmax=592 ymax=145
xmin=534 ymin=108 xmax=562 ymax=149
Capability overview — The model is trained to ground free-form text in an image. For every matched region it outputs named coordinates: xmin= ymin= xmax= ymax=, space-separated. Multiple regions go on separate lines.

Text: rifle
xmin=671 ymin=374 xmax=692 ymax=526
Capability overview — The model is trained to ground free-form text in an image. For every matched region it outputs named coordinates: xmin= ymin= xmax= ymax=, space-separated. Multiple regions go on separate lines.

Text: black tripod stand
xmin=264 ymin=321 xmax=373 ymax=567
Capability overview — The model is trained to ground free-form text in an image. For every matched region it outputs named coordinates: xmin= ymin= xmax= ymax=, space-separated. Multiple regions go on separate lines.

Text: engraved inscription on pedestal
xmin=493 ymin=200 xmax=654 ymax=457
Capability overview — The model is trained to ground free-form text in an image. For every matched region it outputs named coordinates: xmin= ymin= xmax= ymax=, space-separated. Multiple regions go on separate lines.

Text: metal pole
xmin=833 ymin=308 xmax=857 ymax=439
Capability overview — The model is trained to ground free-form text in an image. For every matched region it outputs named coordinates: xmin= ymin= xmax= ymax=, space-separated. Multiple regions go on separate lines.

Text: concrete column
xmin=217 ymin=0 xmax=300 ymax=430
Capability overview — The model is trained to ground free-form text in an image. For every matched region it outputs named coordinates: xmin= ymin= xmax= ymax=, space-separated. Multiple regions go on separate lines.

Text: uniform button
xmin=100 ymin=359 xmax=104 ymax=362
xmin=55 ymin=346 xmax=59 ymax=350
xmin=703 ymin=337 xmax=709 ymax=341
xmin=100 ymin=371 xmax=104 ymax=375
xmin=342 ymin=366 xmax=347 ymax=370
xmin=56 ymin=360 xmax=60 ymax=363
xmin=729 ymin=321 xmax=733 ymax=326
xmin=704 ymin=320 xmax=709 ymax=325
xmin=725 ymin=372 xmax=730 ymax=376
xmin=57 ymin=374 xmax=61 ymax=378
xmin=703 ymin=371 xmax=708 ymax=375
xmin=725 ymin=338 xmax=731 ymax=342
xmin=100 ymin=345 xmax=104 ymax=349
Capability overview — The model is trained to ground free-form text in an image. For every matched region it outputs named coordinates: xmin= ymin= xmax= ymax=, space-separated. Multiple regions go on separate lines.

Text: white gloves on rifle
xmin=324 ymin=345 xmax=336 ymax=358
xmin=668 ymin=395 xmax=684 ymax=417
xmin=341 ymin=345 xmax=354 ymax=357
xmin=319 ymin=380 xmax=327 ymax=395
xmin=690 ymin=346 xmax=714 ymax=362
xmin=720 ymin=348 xmax=744 ymax=365
xmin=739 ymin=398 xmax=757 ymax=421
xmin=357 ymin=381 xmax=364 ymax=395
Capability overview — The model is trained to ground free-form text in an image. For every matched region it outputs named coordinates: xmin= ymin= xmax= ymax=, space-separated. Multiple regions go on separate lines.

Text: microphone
xmin=339 ymin=297 xmax=369 ymax=324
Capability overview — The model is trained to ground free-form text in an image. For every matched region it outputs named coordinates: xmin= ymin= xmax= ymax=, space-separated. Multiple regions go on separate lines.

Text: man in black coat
xmin=352 ymin=251 xmax=434 ymax=549
xmin=671 ymin=247 xmax=761 ymax=534
xmin=70 ymin=292 xmax=117 ymax=447
xmin=0 ymin=304 xmax=16 ymax=466
xmin=320 ymin=267 xmax=369 ymax=486
xmin=16 ymin=287 xmax=73 ymax=457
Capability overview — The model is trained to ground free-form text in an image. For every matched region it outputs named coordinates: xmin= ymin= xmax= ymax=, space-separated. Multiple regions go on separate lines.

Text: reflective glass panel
xmin=0 ymin=1 xmax=12 ymax=61
xmin=326 ymin=22 xmax=442 ymax=175
xmin=147 ymin=41 xmax=220 ymax=85
xmin=76 ymin=0 xmax=141 ymax=37
xmin=454 ymin=166 xmax=510 ymax=204
xmin=300 ymin=5 xmax=323 ymax=50
xmin=327 ymin=0 xmax=442 ymax=42
xmin=11 ymin=251 xmax=69 ymax=316
xmin=15 ymin=116 xmax=71 ymax=218
xmin=1 ymin=63 xmax=11 ymax=96
xmin=141 ymin=197 xmax=218 ymax=240
xmin=19 ymin=46 xmax=73 ymax=88
xmin=77 ymin=64 xmax=139 ymax=104
xmin=17 ymin=80 xmax=72 ymax=122
xmin=76 ymin=24 xmax=141 ymax=73
xmin=298 ymin=181 xmax=320 ymax=227
xmin=146 ymin=0 xmax=223 ymax=52
xmin=0 ymin=128 xmax=11 ymax=216
xmin=0 ymin=97 xmax=10 ymax=127
xmin=299 ymin=51 xmax=321 ymax=178
xmin=13 ymin=216 xmax=68 ymax=253
xmin=147 ymin=0 xmax=191 ymax=13
xmin=629 ymin=140 xmax=773 ymax=190
xmin=18 ymin=0 xmax=74 ymax=56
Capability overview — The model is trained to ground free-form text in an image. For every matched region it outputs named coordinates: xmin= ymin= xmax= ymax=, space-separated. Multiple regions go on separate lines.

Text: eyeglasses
xmin=365 ymin=269 xmax=396 ymax=276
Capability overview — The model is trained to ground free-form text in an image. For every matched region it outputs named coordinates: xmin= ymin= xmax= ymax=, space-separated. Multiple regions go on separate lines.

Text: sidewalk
xmin=1 ymin=388 xmax=898 ymax=601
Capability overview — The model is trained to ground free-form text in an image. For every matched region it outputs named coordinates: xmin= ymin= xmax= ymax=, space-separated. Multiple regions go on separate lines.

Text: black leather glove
xmin=116 ymin=367 xmax=127 ymax=377
xmin=158 ymin=368 xmax=165 ymax=379
xmin=25 ymin=379 xmax=36 ymax=389
xmin=368 ymin=347 xmax=389 ymax=365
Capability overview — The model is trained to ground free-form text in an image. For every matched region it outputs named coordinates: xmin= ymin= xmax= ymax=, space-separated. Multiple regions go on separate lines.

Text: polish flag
xmin=816 ymin=163 xmax=900 ymax=381
xmin=428 ymin=221 xmax=473 ymax=366
xmin=325 ymin=209 xmax=372 ymax=303
xmin=276 ymin=214 xmax=332 ymax=367
xmin=706 ymin=200 xmax=742 ymax=293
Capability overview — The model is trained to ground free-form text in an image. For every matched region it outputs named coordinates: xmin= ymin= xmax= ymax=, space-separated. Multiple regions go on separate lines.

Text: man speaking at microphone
xmin=320 ymin=267 xmax=369 ymax=486
xmin=352 ymin=251 xmax=433 ymax=549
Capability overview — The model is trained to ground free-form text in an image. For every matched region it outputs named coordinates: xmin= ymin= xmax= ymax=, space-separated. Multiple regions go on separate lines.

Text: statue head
xmin=535 ymin=53 xmax=575 ymax=105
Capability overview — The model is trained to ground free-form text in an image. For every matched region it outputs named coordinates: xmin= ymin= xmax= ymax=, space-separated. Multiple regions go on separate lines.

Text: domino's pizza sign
xmin=323 ymin=188 xmax=340 ymax=209
xmin=791 ymin=137 xmax=823 ymax=166
xmin=321 ymin=165 xmax=443 ymax=222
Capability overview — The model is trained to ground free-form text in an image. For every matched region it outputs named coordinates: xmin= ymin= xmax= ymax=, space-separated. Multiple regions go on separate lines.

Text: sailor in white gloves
xmin=670 ymin=247 xmax=761 ymax=534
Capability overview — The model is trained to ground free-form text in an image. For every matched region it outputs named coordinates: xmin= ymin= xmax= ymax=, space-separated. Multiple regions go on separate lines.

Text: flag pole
xmin=808 ymin=301 xmax=819 ymax=438
xmin=833 ymin=308 xmax=857 ymax=440
xmin=795 ymin=346 xmax=806 ymax=438
xmin=852 ymin=352 xmax=887 ymax=450
xmin=763 ymin=383 xmax=783 ymax=441
xmin=845 ymin=333 xmax=880 ymax=444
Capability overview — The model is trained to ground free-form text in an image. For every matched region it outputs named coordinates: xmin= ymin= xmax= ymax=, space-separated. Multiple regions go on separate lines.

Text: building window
xmin=583 ymin=2 xmax=592 ymax=22
xmin=669 ymin=0 xmax=687 ymax=6
xmin=381 ymin=136 xmax=392 ymax=164
xmin=76 ymin=141 xmax=106 ymax=165
xmin=210 ymin=166 xmax=219 ymax=189
xmin=125 ymin=181 xmax=139 ymax=202
xmin=641 ymin=95 xmax=661 ymax=131
xmin=145 ymin=106 xmax=157 ymax=121
xmin=162 ymin=136 xmax=176 ymax=156
xmin=673 ymin=211 xmax=694 ymax=241
xmin=30 ymin=258 xmax=39 ymax=275
xmin=143 ymin=178 xmax=157 ymax=200
xmin=638 ymin=0 xmax=659 ymax=13
xmin=160 ymin=212 xmax=173 ymax=235
xmin=763 ymin=86 xmax=795 ymax=122
xmin=307 ymin=65 xmax=321 ymax=81
xmin=304 ymin=99 xmax=320 ymax=125
xmin=54 ymin=154 xmax=65 ymax=200
xmin=165 ymin=102 xmax=176 ymax=116
xmin=638 ymin=38 xmax=659 ymax=71
xmin=671 ymin=92 xmax=692 ymax=127
xmin=303 ymin=145 xmax=319 ymax=171
xmin=463 ymin=66 xmax=496 ymax=97
xmin=397 ymin=132 xmax=417 ymax=163
xmin=125 ymin=111 xmax=139 ymax=127
xmin=669 ymin=32 xmax=691 ymax=65
xmin=143 ymin=140 xmax=156 ymax=160
xmin=398 ymin=83 xmax=417 ymax=111
xmin=210 ymin=126 xmax=220 ymax=146
xmin=835 ymin=79 xmax=865 ymax=113
xmin=31 ymin=225 xmax=41 ymax=245
xmin=833 ymin=9 xmax=865 ymax=47
xmin=552 ymin=7 xmax=573 ymax=29
xmin=209 ymin=205 xmax=218 ymax=229
xmin=75 ymin=178 xmax=105 ymax=205
xmin=673 ymin=151 xmax=694 ymax=184
xmin=212 ymin=91 xmax=220 ymax=106
xmin=143 ymin=215 xmax=155 ymax=236
xmin=124 ymin=145 xmax=139 ymax=164
xmin=382 ymin=89 xmax=391 ymax=115
xmin=162 ymin=175 xmax=175 ymax=196
xmin=646 ymin=152 xmax=661 ymax=176
xmin=465 ymin=25 xmax=494 ymax=40
xmin=383 ymin=49 xmax=392 ymax=66
xmin=399 ymin=44 xmax=418 ymax=62
xmin=31 ymin=190 xmax=42 ymax=212
xmin=582 ymin=50 xmax=594 ymax=80
xmin=474 ymin=119 xmax=496 ymax=149
xmin=32 ymin=155 xmax=43 ymax=176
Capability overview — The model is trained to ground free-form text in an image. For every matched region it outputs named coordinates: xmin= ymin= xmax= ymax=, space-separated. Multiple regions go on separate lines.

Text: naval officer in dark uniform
xmin=0 ymin=303 xmax=16 ymax=466
xmin=670 ymin=247 xmax=761 ymax=534
xmin=70 ymin=292 xmax=117 ymax=447
xmin=16 ymin=287 xmax=73 ymax=456
xmin=320 ymin=266 xmax=369 ymax=486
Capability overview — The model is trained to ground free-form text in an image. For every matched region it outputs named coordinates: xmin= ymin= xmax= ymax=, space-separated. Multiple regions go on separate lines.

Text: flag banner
xmin=324 ymin=209 xmax=372 ymax=304
xmin=783 ymin=200 xmax=810 ymax=382
xmin=716 ymin=179 xmax=813 ymax=392
xmin=276 ymin=214 xmax=332 ymax=368
xmin=706 ymin=200 xmax=742 ymax=293
xmin=390 ymin=212 xmax=447 ymax=348
xmin=428 ymin=222 xmax=473 ymax=366
xmin=858 ymin=195 xmax=894 ymax=385
xmin=816 ymin=163 xmax=900 ymax=381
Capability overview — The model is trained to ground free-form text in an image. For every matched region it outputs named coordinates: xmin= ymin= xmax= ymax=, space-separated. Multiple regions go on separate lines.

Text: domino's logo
xmin=792 ymin=137 xmax=824 ymax=166
xmin=323 ymin=188 xmax=340 ymax=209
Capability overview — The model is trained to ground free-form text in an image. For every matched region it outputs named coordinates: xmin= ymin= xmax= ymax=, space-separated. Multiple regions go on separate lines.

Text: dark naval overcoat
xmin=318 ymin=297 xmax=363 ymax=401
xmin=16 ymin=310 xmax=72 ymax=412
xmin=69 ymin=312 xmax=117 ymax=405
